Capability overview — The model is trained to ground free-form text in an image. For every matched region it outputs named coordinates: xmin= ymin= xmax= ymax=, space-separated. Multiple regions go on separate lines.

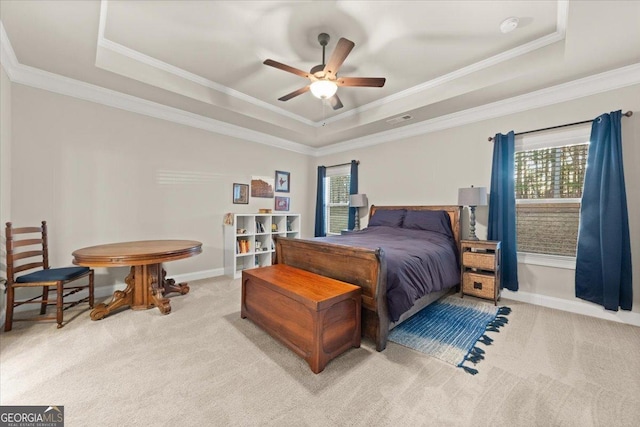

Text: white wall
xmin=10 ymin=84 xmax=314 ymax=293
xmin=5 ymin=74 xmax=639 ymax=324
xmin=316 ymin=84 xmax=640 ymax=318
xmin=0 ymin=64 xmax=11 ymax=314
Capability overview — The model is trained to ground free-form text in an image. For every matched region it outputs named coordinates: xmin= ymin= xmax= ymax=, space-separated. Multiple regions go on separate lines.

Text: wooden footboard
xmin=275 ymin=205 xmax=461 ymax=352
xmin=275 ymin=237 xmax=390 ymax=351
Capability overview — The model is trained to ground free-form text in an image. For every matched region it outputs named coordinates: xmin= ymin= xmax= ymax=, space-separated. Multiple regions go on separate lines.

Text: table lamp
xmin=457 ymin=186 xmax=487 ymax=240
xmin=349 ymin=194 xmax=368 ymax=231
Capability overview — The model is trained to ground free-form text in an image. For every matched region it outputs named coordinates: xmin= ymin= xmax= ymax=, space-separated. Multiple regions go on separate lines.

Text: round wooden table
xmin=72 ymin=240 xmax=202 ymax=320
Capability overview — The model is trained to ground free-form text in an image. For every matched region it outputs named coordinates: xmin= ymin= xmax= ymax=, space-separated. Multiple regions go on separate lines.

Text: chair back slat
xmin=10 ymin=226 xmax=44 ymax=234
xmin=12 ymin=250 xmax=45 ymax=262
xmin=6 ymin=221 xmax=50 ymax=284
xmin=13 ymin=239 xmax=44 ymax=248
xmin=14 ymin=262 xmax=45 ymax=274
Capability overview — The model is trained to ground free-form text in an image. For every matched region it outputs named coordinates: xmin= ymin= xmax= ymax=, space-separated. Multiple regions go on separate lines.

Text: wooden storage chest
xmin=241 ymin=264 xmax=361 ymax=373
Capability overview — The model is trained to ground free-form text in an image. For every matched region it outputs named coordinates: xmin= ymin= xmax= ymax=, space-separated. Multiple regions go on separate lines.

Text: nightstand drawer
xmin=462 ymin=272 xmax=496 ymax=300
xmin=462 ymin=251 xmax=496 ymax=271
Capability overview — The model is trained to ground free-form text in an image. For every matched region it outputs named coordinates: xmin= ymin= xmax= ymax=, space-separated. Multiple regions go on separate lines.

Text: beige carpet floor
xmin=1 ymin=275 xmax=639 ymax=426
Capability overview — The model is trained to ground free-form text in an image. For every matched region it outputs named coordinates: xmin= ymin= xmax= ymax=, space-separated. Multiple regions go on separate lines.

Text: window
xmin=324 ymin=165 xmax=351 ymax=235
xmin=514 ymin=127 xmax=590 ymax=259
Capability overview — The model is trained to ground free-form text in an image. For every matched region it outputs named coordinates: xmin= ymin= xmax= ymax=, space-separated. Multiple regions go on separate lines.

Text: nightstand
xmin=460 ymin=240 xmax=501 ymax=305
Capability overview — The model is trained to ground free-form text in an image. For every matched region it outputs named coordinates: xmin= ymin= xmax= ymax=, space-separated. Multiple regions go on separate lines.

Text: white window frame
xmin=324 ymin=165 xmax=351 ymax=236
xmin=515 ymin=126 xmax=590 ymax=269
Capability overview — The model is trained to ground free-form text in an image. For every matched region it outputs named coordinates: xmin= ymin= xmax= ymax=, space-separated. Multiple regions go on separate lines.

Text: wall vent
xmin=386 ymin=114 xmax=413 ymax=125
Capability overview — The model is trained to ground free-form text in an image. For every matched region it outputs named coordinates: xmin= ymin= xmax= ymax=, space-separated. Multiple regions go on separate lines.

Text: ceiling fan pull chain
xmin=322 ymin=99 xmax=326 ymax=126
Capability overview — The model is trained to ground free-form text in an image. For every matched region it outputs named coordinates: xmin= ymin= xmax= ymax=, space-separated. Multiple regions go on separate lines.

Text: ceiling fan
xmin=263 ymin=33 xmax=386 ymax=110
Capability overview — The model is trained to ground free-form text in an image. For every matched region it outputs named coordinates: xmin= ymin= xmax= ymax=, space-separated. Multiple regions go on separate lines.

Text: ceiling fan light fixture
xmin=310 ymin=80 xmax=338 ymax=99
xmin=264 ymin=35 xmax=384 ymax=109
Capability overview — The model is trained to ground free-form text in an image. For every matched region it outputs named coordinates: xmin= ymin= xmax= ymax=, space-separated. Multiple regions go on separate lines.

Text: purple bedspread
xmin=316 ymin=226 xmax=459 ymax=322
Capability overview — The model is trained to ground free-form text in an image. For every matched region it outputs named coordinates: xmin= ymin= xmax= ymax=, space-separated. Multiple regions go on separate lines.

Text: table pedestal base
xmin=90 ymin=264 xmax=189 ymax=320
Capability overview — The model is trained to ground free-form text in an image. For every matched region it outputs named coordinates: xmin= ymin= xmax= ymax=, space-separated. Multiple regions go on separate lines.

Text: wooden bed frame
xmin=275 ymin=205 xmax=461 ymax=351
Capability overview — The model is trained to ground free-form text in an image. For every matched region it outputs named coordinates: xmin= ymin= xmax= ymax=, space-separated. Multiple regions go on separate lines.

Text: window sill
xmin=517 ymin=252 xmax=576 ymax=270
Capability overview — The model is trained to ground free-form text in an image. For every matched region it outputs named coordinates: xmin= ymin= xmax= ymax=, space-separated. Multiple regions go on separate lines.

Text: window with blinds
xmin=515 ymin=127 xmax=590 ymax=257
xmin=324 ymin=166 xmax=351 ymax=235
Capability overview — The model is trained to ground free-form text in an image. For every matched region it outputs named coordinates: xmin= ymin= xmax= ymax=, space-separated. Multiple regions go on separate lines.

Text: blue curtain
xmin=314 ymin=166 xmax=326 ymax=237
xmin=347 ymin=160 xmax=359 ymax=230
xmin=488 ymin=131 xmax=519 ymax=291
xmin=575 ymin=110 xmax=632 ymax=311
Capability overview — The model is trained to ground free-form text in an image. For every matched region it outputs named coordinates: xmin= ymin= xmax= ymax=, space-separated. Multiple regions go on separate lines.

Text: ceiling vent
xmin=386 ymin=114 xmax=413 ymax=125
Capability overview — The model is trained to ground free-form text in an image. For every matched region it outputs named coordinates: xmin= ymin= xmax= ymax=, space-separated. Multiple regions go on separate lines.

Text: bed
xmin=274 ymin=205 xmax=461 ymax=351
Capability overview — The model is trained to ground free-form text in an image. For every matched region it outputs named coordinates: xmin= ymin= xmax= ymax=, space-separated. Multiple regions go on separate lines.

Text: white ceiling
xmin=1 ymin=1 xmax=639 ymax=151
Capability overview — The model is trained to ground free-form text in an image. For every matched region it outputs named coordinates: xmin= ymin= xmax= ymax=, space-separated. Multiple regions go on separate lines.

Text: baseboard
xmin=0 ymin=268 xmax=225 ymax=327
xmin=501 ymin=289 xmax=640 ymax=327
xmin=92 ymin=268 xmax=225 ymax=299
xmin=5 ymin=274 xmax=638 ymax=330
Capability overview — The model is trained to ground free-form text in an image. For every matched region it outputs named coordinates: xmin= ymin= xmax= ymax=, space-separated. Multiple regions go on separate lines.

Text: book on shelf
xmin=237 ymin=239 xmax=250 ymax=254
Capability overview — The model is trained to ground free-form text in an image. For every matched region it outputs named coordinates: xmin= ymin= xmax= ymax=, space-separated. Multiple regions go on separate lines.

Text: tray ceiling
xmin=1 ymin=1 xmax=639 ymax=151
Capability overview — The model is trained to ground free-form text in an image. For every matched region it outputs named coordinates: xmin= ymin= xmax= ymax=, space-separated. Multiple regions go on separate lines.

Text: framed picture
xmin=275 ymin=196 xmax=290 ymax=211
xmin=275 ymin=170 xmax=290 ymax=193
xmin=233 ymin=183 xmax=249 ymax=204
xmin=251 ymin=176 xmax=274 ymax=198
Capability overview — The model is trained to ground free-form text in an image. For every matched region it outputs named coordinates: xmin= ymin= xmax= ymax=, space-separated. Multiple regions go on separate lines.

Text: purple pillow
xmin=368 ymin=209 xmax=406 ymax=227
xmin=402 ymin=210 xmax=453 ymax=237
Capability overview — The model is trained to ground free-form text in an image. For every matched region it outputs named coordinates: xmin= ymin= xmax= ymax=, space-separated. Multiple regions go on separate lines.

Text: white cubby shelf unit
xmin=224 ymin=213 xmax=301 ymax=278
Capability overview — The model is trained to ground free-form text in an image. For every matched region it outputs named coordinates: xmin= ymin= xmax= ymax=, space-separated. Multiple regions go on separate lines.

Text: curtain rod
xmin=487 ymin=110 xmax=633 ymax=141
xmin=323 ymin=160 xmax=360 ymax=168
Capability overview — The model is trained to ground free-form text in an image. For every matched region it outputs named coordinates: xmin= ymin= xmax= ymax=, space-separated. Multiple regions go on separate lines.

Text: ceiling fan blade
xmin=263 ymin=59 xmax=310 ymax=79
xmin=323 ymin=38 xmax=355 ymax=78
xmin=328 ymin=94 xmax=343 ymax=110
xmin=337 ymin=77 xmax=386 ymax=87
xmin=278 ymin=85 xmax=310 ymax=101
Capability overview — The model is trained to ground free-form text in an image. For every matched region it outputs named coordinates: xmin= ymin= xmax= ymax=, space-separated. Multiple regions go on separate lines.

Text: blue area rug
xmin=388 ymin=295 xmax=511 ymax=375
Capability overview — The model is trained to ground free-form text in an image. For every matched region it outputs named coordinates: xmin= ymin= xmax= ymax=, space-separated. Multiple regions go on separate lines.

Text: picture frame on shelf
xmin=275 ymin=196 xmax=290 ymax=211
xmin=233 ymin=183 xmax=249 ymax=204
xmin=275 ymin=170 xmax=290 ymax=193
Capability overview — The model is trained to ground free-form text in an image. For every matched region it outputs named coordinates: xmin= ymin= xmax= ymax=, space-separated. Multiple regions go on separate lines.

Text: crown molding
xmin=1 ymin=25 xmax=313 ymax=156
xmin=96 ymin=0 xmax=569 ymax=128
xmin=3 ymin=19 xmax=638 ymax=158
xmin=315 ymin=62 xmax=640 ymax=156
xmin=323 ymin=0 xmax=570 ymax=126
xmin=97 ymin=0 xmax=317 ymax=127
xmin=0 ymin=21 xmax=20 ymax=80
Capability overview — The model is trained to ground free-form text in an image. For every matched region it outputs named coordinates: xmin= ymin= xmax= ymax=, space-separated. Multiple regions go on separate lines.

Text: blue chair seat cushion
xmin=16 ymin=266 xmax=90 ymax=283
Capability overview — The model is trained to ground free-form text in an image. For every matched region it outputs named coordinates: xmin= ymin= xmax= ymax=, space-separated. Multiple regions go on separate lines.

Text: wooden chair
xmin=4 ymin=221 xmax=94 ymax=331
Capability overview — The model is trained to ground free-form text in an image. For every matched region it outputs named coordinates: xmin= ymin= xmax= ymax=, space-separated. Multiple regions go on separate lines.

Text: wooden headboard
xmin=368 ymin=205 xmax=462 ymax=253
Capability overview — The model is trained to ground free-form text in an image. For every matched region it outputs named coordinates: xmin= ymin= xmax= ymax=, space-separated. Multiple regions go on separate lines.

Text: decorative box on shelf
xmin=460 ymin=240 xmax=501 ymax=305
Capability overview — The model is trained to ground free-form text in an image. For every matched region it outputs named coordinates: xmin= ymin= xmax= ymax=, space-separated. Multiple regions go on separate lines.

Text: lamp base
xmin=468 ymin=205 xmax=479 ymax=240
